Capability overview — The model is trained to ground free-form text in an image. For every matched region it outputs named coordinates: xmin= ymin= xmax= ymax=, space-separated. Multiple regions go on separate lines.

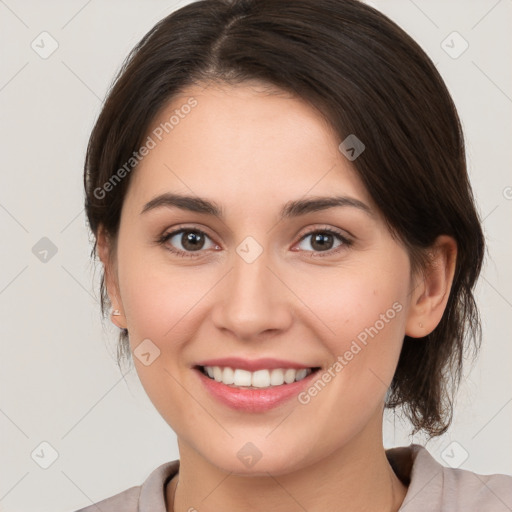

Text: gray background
xmin=0 ymin=1 xmax=511 ymax=511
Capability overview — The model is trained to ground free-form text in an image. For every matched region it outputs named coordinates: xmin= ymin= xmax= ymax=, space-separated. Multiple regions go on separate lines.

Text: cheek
xmin=297 ymin=263 xmax=408 ymax=399
xmin=294 ymin=261 xmax=407 ymax=345
xmin=116 ymin=256 xmax=211 ymax=425
xmin=117 ymin=245 xmax=215 ymax=343
xmin=335 ymin=299 xmax=406 ymax=392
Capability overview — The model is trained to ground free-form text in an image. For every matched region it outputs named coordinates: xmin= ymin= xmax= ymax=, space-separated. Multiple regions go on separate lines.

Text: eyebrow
xmin=140 ymin=192 xmax=373 ymax=219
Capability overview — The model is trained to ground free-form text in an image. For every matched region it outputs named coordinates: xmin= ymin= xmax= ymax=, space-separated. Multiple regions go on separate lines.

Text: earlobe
xmin=405 ymin=235 xmax=457 ymax=338
xmin=97 ymin=226 xmax=127 ymax=329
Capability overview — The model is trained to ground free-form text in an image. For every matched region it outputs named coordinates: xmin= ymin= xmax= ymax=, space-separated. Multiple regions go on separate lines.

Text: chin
xmin=203 ymin=441 xmax=311 ymax=477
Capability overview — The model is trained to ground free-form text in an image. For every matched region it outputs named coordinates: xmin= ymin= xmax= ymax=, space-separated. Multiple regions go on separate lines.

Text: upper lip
xmin=195 ymin=357 xmax=318 ymax=372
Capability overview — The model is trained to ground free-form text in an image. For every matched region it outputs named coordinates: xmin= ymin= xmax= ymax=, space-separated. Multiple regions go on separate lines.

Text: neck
xmin=166 ymin=414 xmax=408 ymax=512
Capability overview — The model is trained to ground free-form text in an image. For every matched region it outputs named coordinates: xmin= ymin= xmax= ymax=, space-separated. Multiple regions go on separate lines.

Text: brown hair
xmin=84 ymin=0 xmax=485 ymax=438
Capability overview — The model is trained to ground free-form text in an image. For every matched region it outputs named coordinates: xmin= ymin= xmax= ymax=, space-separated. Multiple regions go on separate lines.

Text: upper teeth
xmin=203 ymin=366 xmax=313 ymax=388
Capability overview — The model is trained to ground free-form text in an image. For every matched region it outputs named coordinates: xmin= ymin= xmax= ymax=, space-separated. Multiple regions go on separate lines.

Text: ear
xmin=405 ymin=235 xmax=457 ymax=338
xmin=97 ymin=226 xmax=127 ymax=330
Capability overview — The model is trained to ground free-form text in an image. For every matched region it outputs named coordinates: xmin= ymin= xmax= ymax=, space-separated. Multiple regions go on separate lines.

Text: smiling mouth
xmin=196 ymin=365 xmax=322 ymax=389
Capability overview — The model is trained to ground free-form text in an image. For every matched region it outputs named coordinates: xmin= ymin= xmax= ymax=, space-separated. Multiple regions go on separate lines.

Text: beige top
xmin=72 ymin=444 xmax=512 ymax=511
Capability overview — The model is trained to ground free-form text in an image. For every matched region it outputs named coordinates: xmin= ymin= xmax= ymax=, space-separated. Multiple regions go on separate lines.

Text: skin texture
xmin=98 ymin=81 xmax=457 ymax=512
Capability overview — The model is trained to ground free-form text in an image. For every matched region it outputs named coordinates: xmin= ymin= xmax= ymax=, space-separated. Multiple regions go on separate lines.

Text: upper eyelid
xmin=296 ymin=224 xmax=352 ymax=241
xmin=164 ymin=224 xmax=219 ymax=244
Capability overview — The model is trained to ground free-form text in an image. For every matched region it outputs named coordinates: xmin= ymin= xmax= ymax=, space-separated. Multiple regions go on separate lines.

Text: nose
xmin=211 ymin=247 xmax=293 ymax=341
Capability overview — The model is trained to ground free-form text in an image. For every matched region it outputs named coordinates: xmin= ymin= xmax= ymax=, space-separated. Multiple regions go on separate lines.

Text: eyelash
xmin=156 ymin=225 xmax=353 ymax=259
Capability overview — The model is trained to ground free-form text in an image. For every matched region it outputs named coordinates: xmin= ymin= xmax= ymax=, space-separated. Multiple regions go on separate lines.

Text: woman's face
xmin=105 ymin=82 xmax=420 ymax=475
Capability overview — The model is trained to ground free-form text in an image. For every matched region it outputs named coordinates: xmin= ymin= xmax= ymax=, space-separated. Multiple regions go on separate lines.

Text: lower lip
xmin=195 ymin=368 xmax=320 ymax=412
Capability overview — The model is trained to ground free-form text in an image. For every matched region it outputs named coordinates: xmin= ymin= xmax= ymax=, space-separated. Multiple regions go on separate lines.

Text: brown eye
xmin=178 ymin=230 xmax=206 ymax=251
xmin=159 ymin=228 xmax=218 ymax=257
xmin=309 ymin=232 xmax=336 ymax=251
xmin=296 ymin=228 xmax=352 ymax=256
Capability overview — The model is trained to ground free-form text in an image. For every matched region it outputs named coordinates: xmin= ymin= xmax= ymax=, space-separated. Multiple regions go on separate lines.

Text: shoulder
xmin=72 ymin=485 xmax=140 ymax=512
xmin=70 ymin=460 xmax=179 ymax=512
xmin=439 ymin=457 xmax=512 ymax=511
xmin=388 ymin=444 xmax=512 ymax=512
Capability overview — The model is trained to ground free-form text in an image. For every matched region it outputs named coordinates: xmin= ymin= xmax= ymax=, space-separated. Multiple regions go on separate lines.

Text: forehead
xmin=124 ymin=82 xmax=374 ymax=214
